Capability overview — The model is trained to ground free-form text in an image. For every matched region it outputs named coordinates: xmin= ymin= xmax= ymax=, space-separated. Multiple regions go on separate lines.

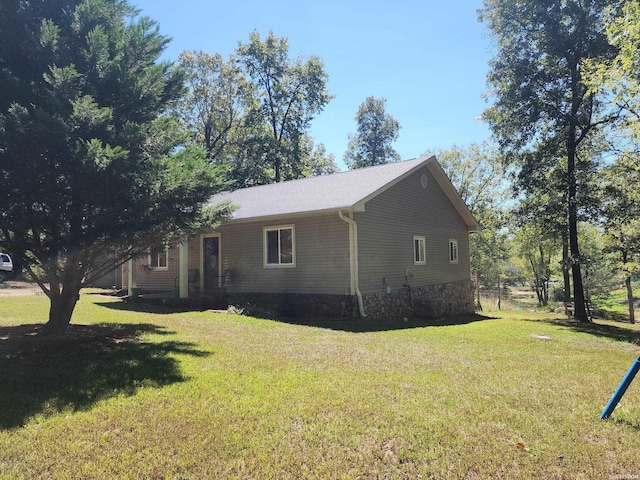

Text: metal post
xmin=600 ymin=357 xmax=640 ymax=420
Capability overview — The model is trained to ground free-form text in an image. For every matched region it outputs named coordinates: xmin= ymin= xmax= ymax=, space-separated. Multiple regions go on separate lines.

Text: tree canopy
xmin=428 ymin=143 xmax=510 ymax=289
xmin=236 ymin=30 xmax=333 ymax=183
xmin=0 ymin=0 xmax=225 ymax=333
xmin=479 ymin=0 xmax=624 ymax=322
xmin=175 ymin=32 xmax=336 ymax=188
xmin=344 ymin=97 xmax=401 ymax=169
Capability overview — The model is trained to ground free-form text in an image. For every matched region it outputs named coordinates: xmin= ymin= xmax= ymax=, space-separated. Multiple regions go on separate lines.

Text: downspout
xmin=339 ymin=210 xmax=367 ymax=318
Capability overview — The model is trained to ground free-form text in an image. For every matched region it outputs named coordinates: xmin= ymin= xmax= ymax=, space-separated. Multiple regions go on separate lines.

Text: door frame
xmin=200 ymin=233 xmax=221 ymax=292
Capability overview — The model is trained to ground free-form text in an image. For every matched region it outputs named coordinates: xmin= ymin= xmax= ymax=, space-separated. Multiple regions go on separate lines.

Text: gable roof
xmin=208 ymin=155 xmax=480 ymax=231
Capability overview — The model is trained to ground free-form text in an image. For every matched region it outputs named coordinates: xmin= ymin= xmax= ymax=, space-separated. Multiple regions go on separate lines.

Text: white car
xmin=0 ymin=253 xmax=14 ymax=280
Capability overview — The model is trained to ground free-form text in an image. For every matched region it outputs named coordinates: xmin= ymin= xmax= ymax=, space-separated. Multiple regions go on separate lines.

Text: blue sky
xmin=131 ymin=0 xmax=494 ymax=170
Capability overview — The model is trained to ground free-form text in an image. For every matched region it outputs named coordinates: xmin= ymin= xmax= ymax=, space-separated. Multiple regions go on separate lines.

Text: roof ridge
xmin=221 ymin=156 xmax=428 ymax=194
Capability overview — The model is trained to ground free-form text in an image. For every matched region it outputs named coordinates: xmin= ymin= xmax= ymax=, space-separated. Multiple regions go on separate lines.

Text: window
xmin=149 ymin=246 xmax=169 ymax=270
xmin=264 ymin=225 xmax=295 ymax=267
xmin=449 ymin=239 xmax=459 ymax=264
xmin=413 ymin=236 xmax=426 ymax=265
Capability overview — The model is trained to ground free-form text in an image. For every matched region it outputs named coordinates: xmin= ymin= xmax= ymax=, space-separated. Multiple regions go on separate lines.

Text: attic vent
xmin=420 ymin=174 xmax=428 ymax=189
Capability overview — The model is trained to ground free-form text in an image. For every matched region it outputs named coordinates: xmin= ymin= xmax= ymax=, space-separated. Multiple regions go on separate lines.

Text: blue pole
xmin=601 ymin=357 xmax=640 ymax=420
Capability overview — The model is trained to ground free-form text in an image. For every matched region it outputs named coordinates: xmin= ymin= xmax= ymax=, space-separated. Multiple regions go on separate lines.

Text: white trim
xmin=449 ymin=239 xmax=459 ymax=264
xmin=127 ymin=258 xmax=135 ymax=295
xmin=179 ymin=239 xmax=189 ymax=298
xmin=413 ymin=235 xmax=426 ymax=265
xmin=339 ymin=211 xmax=367 ymax=318
xmin=148 ymin=247 xmax=169 ymax=270
xmin=263 ymin=225 xmax=296 ymax=268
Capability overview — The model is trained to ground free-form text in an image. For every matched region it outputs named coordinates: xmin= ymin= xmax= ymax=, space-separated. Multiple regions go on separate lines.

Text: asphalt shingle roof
xmin=208 ymin=156 xmax=479 ymax=230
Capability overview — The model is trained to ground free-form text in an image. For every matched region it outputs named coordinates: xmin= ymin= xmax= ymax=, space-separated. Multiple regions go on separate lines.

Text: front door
xmin=203 ymin=236 xmax=220 ymax=292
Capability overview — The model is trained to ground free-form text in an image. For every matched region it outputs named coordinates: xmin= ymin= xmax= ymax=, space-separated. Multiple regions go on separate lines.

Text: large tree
xmin=236 ymin=30 xmax=332 ymax=183
xmin=600 ymin=157 xmax=640 ymax=324
xmin=175 ymin=50 xmax=249 ymax=164
xmin=344 ymin=96 xmax=401 ymax=169
xmin=479 ymin=0 xmax=623 ymax=322
xmin=427 ymin=143 xmax=510 ymax=290
xmin=0 ymin=0 xmax=224 ymax=334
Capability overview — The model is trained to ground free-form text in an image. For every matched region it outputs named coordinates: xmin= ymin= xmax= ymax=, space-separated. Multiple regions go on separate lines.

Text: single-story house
xmin=123 ymin=155 xmax=480 ymax=320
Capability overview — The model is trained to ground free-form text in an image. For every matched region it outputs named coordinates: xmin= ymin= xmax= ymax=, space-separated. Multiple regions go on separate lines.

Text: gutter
xmin=338 ymin=210 xmax=367 ymax=318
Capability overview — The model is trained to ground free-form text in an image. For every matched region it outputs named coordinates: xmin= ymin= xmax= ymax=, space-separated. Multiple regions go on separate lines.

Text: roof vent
xmin=420 ymin=174 xmax=428 ymax=189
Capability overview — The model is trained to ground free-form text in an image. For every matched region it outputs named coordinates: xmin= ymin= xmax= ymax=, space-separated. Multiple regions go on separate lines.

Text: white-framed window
xmin=413 ymin=236 xmax=426 ymax=265
xmin=149 ymin=246 xmax=169 ymax=270
xmin=449 ymin=239 xmax=459 ymax=264
xmin=264 ymin=225 xmax=296 ymax=267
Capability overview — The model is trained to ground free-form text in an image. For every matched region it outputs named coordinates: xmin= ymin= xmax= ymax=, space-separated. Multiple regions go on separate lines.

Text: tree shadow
xmin=536 ymin=317 xmax=640 ymax=346
xmin=274 ymin=313 xmax=498 ymax=333
xmin=93 ymin=296 xmax=227 ymax=315
xmin=0 ymin=323 xmax=210 ymax=429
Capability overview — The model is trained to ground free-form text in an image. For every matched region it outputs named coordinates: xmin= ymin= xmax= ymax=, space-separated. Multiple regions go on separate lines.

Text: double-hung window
xmin=449 ymin=239 xmax=459 ymax=264
xmin=413 ymin=236 xmax=426 ymax=265
xmin=149 ymin=246 xmax=169 ymax=270
xmin=264 ymin=225 xmax=295 ymax=267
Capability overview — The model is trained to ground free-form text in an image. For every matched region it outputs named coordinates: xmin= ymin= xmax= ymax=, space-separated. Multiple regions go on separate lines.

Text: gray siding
xmin=125 ymin=249 xmax=181 ymax=291
xmin=355 ymin=166 xmax=471 ymax=294
xmin=123 ymin=239 xmax=200 ymax=291
xmin=217 ymin=213 xmax=351 ymax=295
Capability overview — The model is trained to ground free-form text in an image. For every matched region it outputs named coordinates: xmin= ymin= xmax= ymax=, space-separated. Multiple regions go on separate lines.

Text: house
xmin=123 ymin=155 xmax=480 ymax=320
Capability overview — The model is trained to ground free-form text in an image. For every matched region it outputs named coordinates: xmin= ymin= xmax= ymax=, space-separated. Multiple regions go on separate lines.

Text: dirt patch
xmin=0 ymin=281 xmax=45 ymax=296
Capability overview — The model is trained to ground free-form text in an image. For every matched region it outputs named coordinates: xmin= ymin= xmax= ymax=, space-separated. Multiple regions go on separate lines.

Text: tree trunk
xmin=620 ymin=249 xmax=635 ymax=325
xmin=567 ymin=130 xmax=589 ymax=323
xmin=43 ymin=272 xmax=83 ymax=335
xmin=562 ymin=230 xmax=571 ymax=303
xmin=625 ymin=276 xmax=636 ymax=325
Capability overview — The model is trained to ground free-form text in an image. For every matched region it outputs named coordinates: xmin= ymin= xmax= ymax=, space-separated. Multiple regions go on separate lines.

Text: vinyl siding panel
xmin=356 ymin=166 xmax=471 ymax=294
xmin=217 ymin=213 xmax=351 ymax=295
xmin=124 ymin=239 xmax=201 ymax=291
xmin=127 ymin=249 xmax=180 ymax=291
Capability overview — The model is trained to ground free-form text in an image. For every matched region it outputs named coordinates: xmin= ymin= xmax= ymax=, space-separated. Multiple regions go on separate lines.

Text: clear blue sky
xmin=131 ymin=0 xmax=494 ymax=170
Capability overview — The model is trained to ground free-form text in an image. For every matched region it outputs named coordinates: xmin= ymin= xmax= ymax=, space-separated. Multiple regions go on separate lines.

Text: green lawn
xmin=1 ymin=292 xmax=639 ymax=479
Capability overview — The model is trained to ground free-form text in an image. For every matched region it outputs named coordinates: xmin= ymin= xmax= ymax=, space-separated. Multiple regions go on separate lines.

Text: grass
xmin=1 ymin=292 xmax=640 ymax=478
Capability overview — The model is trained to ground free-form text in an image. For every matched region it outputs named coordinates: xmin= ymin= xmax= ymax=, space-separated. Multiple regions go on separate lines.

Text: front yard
xmin=1 ymin=291 xmax=639 ymax=478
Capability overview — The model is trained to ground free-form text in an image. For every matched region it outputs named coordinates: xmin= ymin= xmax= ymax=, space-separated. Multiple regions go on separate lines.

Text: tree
xmin=344 ymin=97 xmax=401 ymax=169
xmin=236 ymin=30 xmax=332 ymax=183
xmin=426 ymin=143 xmax=510 ymax=290
xmin=513 ymin=224 xmax=558 ymax=306
xmin=175 ymin=50 xmax=249 ymax=164
xmin=479 ymin=0 xmax=623 ymax=322
xmin=591 ymin=1 xmax=640 ymax=141
xmin=0 ymin=0 xmax=225 ymax=334
xmin=600 ymin=157 xmax=640 ymax=323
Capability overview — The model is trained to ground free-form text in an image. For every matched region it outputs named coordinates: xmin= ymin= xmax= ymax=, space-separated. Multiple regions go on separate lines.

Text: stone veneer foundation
xmin=362 ymin=279 xmax=475 ymax=321
xmin=225 ymin=279 xmax=474 ymax=321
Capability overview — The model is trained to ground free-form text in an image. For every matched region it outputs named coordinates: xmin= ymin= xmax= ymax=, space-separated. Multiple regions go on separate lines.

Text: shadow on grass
xmin=613 ymin=417 xmax=640 ymax=431
xmin=538 ymin=317 xmax=640 ymax=346
xmin=274 ymin=313 xmax=498 ymax=333
xmin=0 ymin=323 xmax=210 ymax=429
xmin=94 ymin=297 xmax=227 ymax=315
xmin=94 ymin=300 xmax=193 ymax=315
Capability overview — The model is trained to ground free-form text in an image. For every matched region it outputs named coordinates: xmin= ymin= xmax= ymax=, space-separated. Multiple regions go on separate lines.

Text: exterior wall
xmin=362 ymin=279 xmax=475 ymax=320
xmin=227 ymin=292 xmax=357 ymax=320
xmin=88 ymin=263 xmax=122 ymax=289
xmin=123 ymin=239 xmax=199 ymax=292
xmin=217 ymin=213 xmax=351 ymax=295
xmin=355 ymin=166 xmax=472 ymax=296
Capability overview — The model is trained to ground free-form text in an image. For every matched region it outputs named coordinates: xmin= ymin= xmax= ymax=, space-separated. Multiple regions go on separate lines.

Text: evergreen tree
xmin=0 ymin=0 xmax=225 ymax=333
